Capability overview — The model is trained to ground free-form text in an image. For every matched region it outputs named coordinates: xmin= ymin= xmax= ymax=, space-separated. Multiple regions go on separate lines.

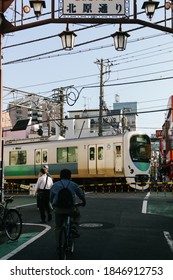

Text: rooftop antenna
xmin=115 ymin=94 xmax=120 ymax=103
xmin=82 ymin=96 xmax=86 ymax=110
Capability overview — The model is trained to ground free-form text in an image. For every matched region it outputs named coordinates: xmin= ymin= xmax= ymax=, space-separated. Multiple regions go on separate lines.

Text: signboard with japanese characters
xmin=61 ymin=0 xmax=129 ymax=17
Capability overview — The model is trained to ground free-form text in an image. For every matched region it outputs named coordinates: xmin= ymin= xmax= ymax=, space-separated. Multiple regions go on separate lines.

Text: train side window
xmin=57 ymin=148 xmax=67 ymax=163
xmin=68 ymin=147 xmax=78 ymax=162
xmin=36 ymin=150 xmax=41 ymax=164
xmin=98 ymin=146 xmax=103 ymax=160
xmin=42 ymin=149 xmax=48 ymax=163
xmin=116 ymin=145 xmax=121 ymax=156
xmin=90 ymin=147 xmax=95 ymax=160
xmin=9 ymin=151 xmax=18 ymax=165
xmin=57 ymin=147 xmax=78 ymax=163
xmin=9 ymin=151 xmax=27 ymax=165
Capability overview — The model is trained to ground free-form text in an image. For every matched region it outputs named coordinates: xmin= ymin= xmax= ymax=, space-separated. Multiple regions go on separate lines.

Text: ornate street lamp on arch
xmin=142 ymin=0 xmax=160 ymax=20
xmin=29 ymin=0 xmax=46 ymax=19
xmin=59 ymin=24 xmax=77 ymax=50
xmin=111 ymin=24 xmax=130 ymax=51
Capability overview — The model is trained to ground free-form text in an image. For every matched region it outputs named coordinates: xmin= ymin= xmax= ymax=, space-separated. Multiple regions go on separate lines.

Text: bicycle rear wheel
xmin=4 ymin=209 xmax=22 ymax=241
xmin=59 ymin=227 xmax=67 ymax=260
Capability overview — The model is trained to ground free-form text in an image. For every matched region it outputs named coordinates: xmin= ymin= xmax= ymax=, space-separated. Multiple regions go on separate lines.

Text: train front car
xmin=124 ymin=131 xmax=151 ymax=190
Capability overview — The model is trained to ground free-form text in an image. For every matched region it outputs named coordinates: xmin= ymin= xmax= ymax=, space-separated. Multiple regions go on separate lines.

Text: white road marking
xmin=1 ymin=193 xmax=91 ymax=260
xmin=141 ymin=194 xmax=173 ymax=254
xmin=142 ymin=192 xmax=150 ymax=214
xmin=16 ymin=203 xmax=36 ymax=208
xmin=0 ymin=223 xmax=51 ymax=260
xmin=163 ymin=231 xmax=173 ymax=253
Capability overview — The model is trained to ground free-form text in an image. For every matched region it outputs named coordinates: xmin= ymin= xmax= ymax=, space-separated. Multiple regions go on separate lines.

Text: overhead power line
xmin=2 ymin=31 xmax=172 ymax=65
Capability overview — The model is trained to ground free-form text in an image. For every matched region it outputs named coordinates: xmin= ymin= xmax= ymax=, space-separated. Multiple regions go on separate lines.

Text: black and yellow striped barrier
xmin=79 ymin=182 xmax=173 ymax=194
xmin=3 ymin=181 xmax=173 ymax=195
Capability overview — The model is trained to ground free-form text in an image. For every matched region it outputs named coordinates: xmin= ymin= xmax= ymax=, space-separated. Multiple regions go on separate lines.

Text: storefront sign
xmin=62 ymin=0 xmax=128 ymax=17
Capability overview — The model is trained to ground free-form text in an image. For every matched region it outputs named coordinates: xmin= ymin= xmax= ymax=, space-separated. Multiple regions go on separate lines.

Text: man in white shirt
xmin=35 ymin=168 xmax=53 ymax=223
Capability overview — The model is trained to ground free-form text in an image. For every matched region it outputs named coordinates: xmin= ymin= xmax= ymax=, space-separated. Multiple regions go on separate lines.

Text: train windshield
xmin=130 ymin=134 xmax=150 ymax=162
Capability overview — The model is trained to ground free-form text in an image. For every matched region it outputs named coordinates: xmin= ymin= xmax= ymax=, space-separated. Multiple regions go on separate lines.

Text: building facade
xmin=159 ymin=95 xmax=173 ymax=179
xmin=113 ymin=101 xmax=137 ymax=131
xmin=4 ymin=97 xmax=138 ymax=139
xmin=64 ymin=101 xmax=137 ymax=139
xmin=6 ymin=97 xmax=61 ymax=138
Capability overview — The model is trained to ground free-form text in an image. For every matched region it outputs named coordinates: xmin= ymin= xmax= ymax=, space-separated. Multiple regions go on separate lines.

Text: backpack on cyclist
xmin=56 ymin=182 xmax=73 ymax=208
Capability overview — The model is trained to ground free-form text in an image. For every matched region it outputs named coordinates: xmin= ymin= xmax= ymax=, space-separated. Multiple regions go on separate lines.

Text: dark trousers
xmin=54 ymin=206 xmax=81 ymax=246
xmin=37 ymin=190 xmax=52 ymax=222
xmin=54 ymin=206 xmax=80 ymax=228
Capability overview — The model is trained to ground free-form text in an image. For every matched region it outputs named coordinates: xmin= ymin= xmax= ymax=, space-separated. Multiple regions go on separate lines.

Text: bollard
xmin=100 ymin=184 xmax=104 ymax=193
xmin=116 ymin=183 xmax=121 ymax=192
xmin=148 ymin=182 xmax=151 ymax=193
xmin=107 ymin=183 xmax=111 ymax=193
xmin=95 ymin=184 xmax=97 ymax=193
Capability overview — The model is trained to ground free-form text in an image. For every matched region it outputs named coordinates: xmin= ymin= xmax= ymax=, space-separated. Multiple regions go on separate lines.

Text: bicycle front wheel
xmin=4 ymin=209 xmax=22 ymax=241
xmin=59 ymin=227 xmax=67 ymax=260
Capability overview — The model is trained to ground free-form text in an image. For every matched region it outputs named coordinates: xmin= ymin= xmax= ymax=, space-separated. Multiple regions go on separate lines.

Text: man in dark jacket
xmin=50 ymin=169 xmax=86 ymax=243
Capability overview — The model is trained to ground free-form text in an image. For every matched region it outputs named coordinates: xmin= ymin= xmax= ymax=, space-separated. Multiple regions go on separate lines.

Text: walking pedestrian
xmin=35 ymin=168 xmax=53 ymax=223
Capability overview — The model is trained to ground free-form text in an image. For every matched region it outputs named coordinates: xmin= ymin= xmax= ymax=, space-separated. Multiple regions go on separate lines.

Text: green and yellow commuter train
xmin=4 ymin=131 xmax=151 ymax=190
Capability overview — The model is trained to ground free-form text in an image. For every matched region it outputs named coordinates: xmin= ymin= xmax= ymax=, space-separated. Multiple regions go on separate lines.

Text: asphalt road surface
xmin=0 ymin=191 xmax=173 ymax=260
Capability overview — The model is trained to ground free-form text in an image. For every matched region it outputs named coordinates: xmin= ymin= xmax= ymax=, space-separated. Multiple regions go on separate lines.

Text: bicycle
xmin=0 ymin=196 xmax=22 ymax=241
xmin=58 ymin=203 xmax=82 ymax=260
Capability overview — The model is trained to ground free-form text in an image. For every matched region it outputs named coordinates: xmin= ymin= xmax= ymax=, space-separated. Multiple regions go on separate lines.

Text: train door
xmin=88 ymin=145 xmax=96 ymax=174
xmin=34 ymin=149 xmax=48 ymax=175
xmin=114 ymin=143 xmax=123 ymax=172
xmin=88 ymin=145 xmax=104 ymax=174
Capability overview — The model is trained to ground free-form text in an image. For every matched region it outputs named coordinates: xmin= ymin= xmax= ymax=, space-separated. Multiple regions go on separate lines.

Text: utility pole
xmin=51 ymin=87 xmax=67 ymax=137
xmin=59 ymin=88 xmax=65 ymax=137
xmin=95 ymin=59 xmax=112 ymax=136
xmin=0 ymin=0 xmax=14 ymax=202
xmin=98 ymin=59 xmax=104 ymax=136
xmin=0 ymin=28 xmax=2 ymax=202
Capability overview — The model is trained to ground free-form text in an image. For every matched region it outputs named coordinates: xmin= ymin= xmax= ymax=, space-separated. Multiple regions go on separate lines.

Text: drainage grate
xmin=79 ymin=223 xmax=103 ymax=228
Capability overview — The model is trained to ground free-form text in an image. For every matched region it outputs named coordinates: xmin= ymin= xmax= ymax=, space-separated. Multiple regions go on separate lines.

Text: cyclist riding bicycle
xmin=50 ymin=169 xmax=86 ymax=245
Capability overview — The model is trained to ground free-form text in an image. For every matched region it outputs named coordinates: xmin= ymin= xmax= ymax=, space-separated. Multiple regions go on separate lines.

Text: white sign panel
xmin=62 ymin=0 xmax=126 ymax=16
